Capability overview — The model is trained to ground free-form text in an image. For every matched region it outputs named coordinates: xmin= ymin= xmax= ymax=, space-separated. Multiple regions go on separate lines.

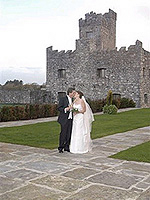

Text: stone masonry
xmin=46 ymin=9 xmax=150 ymax=107
xmin=0 ymin=89 xmax=51 ymax=104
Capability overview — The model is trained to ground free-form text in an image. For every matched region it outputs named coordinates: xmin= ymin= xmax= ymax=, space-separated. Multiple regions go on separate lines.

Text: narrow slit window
xmin=58 ymin=69 xmax=66 ymax=78
xmin=144 ymin=94 xmax=148 ymax=104
xmin=97 ymin=68 xmax=106 ymax=78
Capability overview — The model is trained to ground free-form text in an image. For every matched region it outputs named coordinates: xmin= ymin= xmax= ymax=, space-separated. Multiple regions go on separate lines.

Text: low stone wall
xmin=0 ymin=89 xmax=51 ymax=104
xmin=0 ymin=89 xmax=30 ymax=104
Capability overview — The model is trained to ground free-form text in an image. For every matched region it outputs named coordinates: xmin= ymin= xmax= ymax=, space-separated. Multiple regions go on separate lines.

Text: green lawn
xmin=91 ymin=108 xmax=150 ymax=139
xmin=110 ymin=141 xmax=150 ymax=163
xmin=0 ymin=108 xmax=149 ymax=150
xmin=0 ymin=121 xmax=60 ymax=149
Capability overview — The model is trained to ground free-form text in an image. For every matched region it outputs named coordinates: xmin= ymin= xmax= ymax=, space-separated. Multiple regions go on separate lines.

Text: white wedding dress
xmin=70 ymin=98 xmax=94 ymax=154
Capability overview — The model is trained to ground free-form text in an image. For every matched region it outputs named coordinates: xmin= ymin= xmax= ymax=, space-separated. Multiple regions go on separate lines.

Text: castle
xmin=46 ymin=9 xmax=150 ymax=108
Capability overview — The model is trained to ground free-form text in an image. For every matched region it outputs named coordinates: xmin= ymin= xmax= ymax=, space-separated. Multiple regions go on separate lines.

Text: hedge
xmin=0 ymin=104 xmax=58 ymax=122
xmin=0 ymin=97 xmax=136 ymax=122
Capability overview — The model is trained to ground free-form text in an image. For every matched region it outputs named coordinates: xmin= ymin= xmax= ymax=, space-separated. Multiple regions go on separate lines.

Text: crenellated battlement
xmin=47 ymin=46 xmax=74 ymax=58
xmin=79 ymin=9 xmax=116 ymax=27
xmin=117 ymin=40 xmax=143 ymax=53
xmin=78 ymin=9 xmax=117 ymax=51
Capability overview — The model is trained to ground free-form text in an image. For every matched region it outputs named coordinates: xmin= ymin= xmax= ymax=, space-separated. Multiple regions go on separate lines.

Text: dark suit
xmin=57 ymin=96 xmax=73 ymax=151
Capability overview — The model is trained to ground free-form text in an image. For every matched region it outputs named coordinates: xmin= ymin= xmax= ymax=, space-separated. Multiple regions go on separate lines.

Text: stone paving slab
xmin=62 ymin=167 xmax=99 ymax=180
xmin=136 ymin=188 xmax=150 ymax=200
xmin=87 ymin=171 xmax=143 ymax=189
xmin=0 ymin=184 xmax=68 ymax=200
xmin=31 ymin=174 xmax=89 ymax=193
xmin=0 ymin=176 xmax=24 ymax=194
xmin=64 ymin=185 xmax=139 ymax=200
xmin=0 ymin=125 xmax=150 ymax=199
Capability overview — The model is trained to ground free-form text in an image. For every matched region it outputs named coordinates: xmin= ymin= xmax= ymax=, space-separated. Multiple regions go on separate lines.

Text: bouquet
xmin=72 ymin=107 xmax=79 ymax=113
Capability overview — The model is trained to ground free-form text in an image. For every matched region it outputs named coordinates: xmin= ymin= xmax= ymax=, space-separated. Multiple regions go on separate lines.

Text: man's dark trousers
xmin=59 ymin=119 xmax=72 ymax=151
xmin=57 ymin=96 xmax=73 ymax=151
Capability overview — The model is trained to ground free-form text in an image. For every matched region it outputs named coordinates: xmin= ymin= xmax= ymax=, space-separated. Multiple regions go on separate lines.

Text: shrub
xmin=38 ymin=104 xmax=45 ymax=118
xmin=120 ymin=98 xmax=136 ymax=108
xmin=87 ymin=99 xmax=106 ymax=113
xmin=13 ymin=106 xmax=26 ymax=120
xmin=0 ymin=103 xmax=58 ymax=122
xmin=112 ymin=99 xmax=121 ymax=109
xmin=128 ymin=99 xmax=136 ymax=107
xmin=1 ymin=106 xmax=16 ymax=121
xmin=106 ymin=90 xmax=113 ymax=105
xmin=103 ymin=104 xmax=118 ymax=114
xmin=29 ymin=104 xmax=38 ymax=119
xmin=25 ymin=104 xmax=30 ymax=120
xmin=50 ymin=104 xmax=58 ymax=116
xmin=44 ymin=104 xmax=51 ymax=117
xmin=0 ymin=96 xmax=135 ymax=122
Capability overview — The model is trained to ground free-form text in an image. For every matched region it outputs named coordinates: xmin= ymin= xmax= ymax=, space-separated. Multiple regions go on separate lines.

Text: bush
xmin=106 ymin=90 xmax=113 ymax=105
xmin=38 ymin=104 xmax=45 ymax=118
xmin=112 ymin=99 xmax=121 ymax=109
xmin=25 ymin=104 xmax=30 ymax=120
xmin=0 ymin=96 xmax=135 ymax=122
xmin=29 ymin=104 xmax=38 ymax=119
xmin=88 ymin=99 xmax=106 ymax=113
xmin=120 ymin=98 xmax=136 ymax=108
xmin=13 ymin=106 xmax=26 ymax=120
xmin=128 ymin=99 xmax=136 ymax=108
xmin=44 ymin=104 xmax=52 ymax=117
xmin=1 ymin=106 xmax=16 ymax=121
xmin=0 ymin=103 xmax=58 ymax=122
xmin=103 ymin=104 xmax=118 ymax=114
xmin=50 ymin=104 xmax=58 ymax=117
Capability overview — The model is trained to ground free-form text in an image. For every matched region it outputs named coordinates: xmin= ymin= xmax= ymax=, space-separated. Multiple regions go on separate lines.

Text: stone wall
xmin=46 ymin=9 xmax=150 ymax=108
xmin=0 ymin=89 xmax=51 ymax=104
xmin=46 ymin=41 xmax=148 ymax=107
xmin=78 ymin=9 xmax=117 ymax=51
xmin=139 ymin=46 xmax=150 ymax=108
xmin=0 ymin=89 xmax=31 ymax=104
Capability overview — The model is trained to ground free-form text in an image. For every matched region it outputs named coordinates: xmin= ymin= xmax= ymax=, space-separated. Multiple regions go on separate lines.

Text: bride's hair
xmin=76 ymin=91 xmax=83 ymax=99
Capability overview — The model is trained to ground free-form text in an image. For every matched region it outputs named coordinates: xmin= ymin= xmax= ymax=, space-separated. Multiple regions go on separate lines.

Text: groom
xmin=57 ymin=88 xmax=75 ymax=153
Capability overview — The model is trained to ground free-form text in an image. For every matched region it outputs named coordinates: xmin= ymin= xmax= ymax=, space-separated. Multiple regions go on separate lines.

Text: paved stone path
xmin=0 ymin=125 xmax=150 ymax=199
xmin=0 ymin=108 xmax=150 ymax=199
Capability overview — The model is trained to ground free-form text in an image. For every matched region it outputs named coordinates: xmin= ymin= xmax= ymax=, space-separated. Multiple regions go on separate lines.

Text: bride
xmin=70 ymin=91 xmax=94 ymax=154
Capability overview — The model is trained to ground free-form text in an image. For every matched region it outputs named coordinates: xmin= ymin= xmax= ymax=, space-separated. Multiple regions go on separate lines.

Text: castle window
xmin=97 ymin=68 xmax=106 ymax=78
xmin=113 ymin=93 xmax=121 ymax=100
xmin=86 ymin=31 xmax=93 ymax=39
xmin=58 ymin=69 xmax=66 ymax=78
xmin=143 ymin=67 xmax=146 ymax=77
xmin=144 ymin=94 xmax=148 ymax=104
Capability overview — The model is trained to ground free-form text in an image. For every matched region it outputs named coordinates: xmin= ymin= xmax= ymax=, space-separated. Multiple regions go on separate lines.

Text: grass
xmin=110 ymin=141 xmax=150 ymax=163
xmin=0 ymin=108 xmax=150 ymax=150
xmin=0 ymin=122 xmax=60 ymax=149
xmin=91 ymin=108 xmax=150 ymax=139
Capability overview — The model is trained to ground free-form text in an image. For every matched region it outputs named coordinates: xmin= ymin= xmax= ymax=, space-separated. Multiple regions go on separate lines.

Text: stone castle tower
xmin=46 ymin=9 xmax=150 ymax=108
xmin=77 ymin=9 xmax=116 ymax=51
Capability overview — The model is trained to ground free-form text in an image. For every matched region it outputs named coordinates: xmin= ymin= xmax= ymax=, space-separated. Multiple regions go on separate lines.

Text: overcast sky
xmin=0 ymin=0 xmax=150 ymax=85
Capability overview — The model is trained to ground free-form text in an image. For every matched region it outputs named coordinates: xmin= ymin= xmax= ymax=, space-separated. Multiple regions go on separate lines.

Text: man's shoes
xmin=59 ymin=149 xmax=63 ymax=153
xmin=64 ymin=149 xmax=70 ymax=152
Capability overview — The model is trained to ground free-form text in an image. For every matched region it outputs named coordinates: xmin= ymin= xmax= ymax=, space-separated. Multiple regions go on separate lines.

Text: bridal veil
xmin=82 ymin=96 xmax=94 ymax=138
